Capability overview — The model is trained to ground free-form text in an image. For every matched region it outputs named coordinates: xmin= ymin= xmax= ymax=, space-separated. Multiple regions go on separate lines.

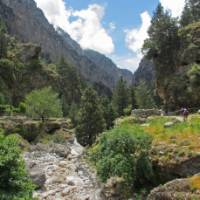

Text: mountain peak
xmin=0 ymin=0 xmax=133 ymax=89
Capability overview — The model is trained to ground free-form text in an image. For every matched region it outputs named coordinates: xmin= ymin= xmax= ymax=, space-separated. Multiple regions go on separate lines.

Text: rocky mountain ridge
xmin=0 ymin=0 xmax=133 ymax=90
xmin=133 ymin=57 xmax=155 ymax=86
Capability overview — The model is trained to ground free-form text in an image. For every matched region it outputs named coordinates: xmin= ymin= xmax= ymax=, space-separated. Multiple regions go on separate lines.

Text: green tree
xmin=68 ymin=103 xmax=79 ymax=127
xmin=179 ymin=22 xmax=200 ymax=64
xmin=129 ymin=86 xmax=138 ymax=110
xmin=112 ymin=77 xmax=129 ymax=117
xmin=101 ymin=96 xmax=116 ymax=129
xmin=143 ymin=3 xmax=179 ymax=73
xmin=57 ymin=57 xmax=82 ymax=116
xmin=0 ymin=133 xmax=34 ymax=200
xmin=0 ymin=19 xmax=7 ymax=59
xmin=24 ymin=87 xmax=63 ymax=121
xmin=143 ymin=3 xmax=180 ymax=107
xmin=0 ymin=59 xmax=25 ymax=105
xmin=181 ymin=0 xmax=200 ymax=26
xmin=135 ymin=81 xmax=156 ymax=109
xmin=76 ymin=87 xmax=105 ymax=146
xmin=187 ymin=64 xmax=200 ymax=104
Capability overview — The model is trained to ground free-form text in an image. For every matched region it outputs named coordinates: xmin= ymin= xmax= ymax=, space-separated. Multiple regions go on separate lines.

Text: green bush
xmin=0 ymin=133 xmax=34 ymax=200
xmin=88 ymin=123 xmax=153 ymax=193
xmin=19 ymin=102 xmax=26 ymax=114
xmin=123 ymin=105 xmax=132 ymax=116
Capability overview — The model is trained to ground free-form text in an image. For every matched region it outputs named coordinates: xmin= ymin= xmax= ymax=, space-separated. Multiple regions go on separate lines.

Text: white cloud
xmin=111 ymin=54 xmax=142 ymax=73
xmin=125 ymin=11 xmax=151 ymax=54
xmin=34 ymin=0 xmax=114 ymax=54
xmin=160 ymin=0 xmax=185 ymax=17
xmin=109 ymin=22 xmax=116 ymax=31
xmin=124 ymin=11 xmax=151 ymax=71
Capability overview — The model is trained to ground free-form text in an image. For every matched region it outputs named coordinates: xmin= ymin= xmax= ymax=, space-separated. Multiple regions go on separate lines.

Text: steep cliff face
xmin=0 ymin=0 xmax=133 ymax=90
xmin=84 ymin=49 xmax=133 ymax=87
xmin=133 ymin=57 xmax=155 ymax=85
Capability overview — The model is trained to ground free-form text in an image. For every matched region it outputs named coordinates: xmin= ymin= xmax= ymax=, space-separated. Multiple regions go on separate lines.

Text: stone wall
xmin=132 ymin=109 xmax=162 ymax=118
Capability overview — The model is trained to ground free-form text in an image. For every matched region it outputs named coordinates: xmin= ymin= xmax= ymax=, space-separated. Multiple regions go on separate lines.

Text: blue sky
xmin=34 ymin=0 xmax=185 ymax=72
xmin=65 ymin=0 xmax=158 ymax=53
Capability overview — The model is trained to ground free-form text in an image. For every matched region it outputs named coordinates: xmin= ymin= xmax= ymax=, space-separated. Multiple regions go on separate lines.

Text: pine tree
xmin=68 ymin=103 xmax=79 ymax=127
xmin=101 ymin=96 xmax=116 ymax=129
xmin=135 ymin=81 xmax=156 ymax=109
xmin=129 ymin=86 xmax=137 ymax=110
xmin=57 ymin=57 xmax=81 ymax=116
xmin=143 ymin=3 xmax=180 ymax=108
xmin=76 ymin=87 xmax=105 ymax=146
xmin=0 ymin=19 xmax=7 ymax=59
xmin=112 ymin=77 xmax=129 ymax=117
xmin=143 ymin=3 xmax=179 ymax=73
xmin=181 ymin=0 xmax=200 ymax=26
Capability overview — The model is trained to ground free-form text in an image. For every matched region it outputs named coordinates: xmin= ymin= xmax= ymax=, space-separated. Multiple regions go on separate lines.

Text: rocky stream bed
xmin=24 ymin=139 xmax=104 ymax=200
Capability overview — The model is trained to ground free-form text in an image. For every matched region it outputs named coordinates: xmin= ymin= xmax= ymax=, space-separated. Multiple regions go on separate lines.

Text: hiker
xmin=181 ymin=108 xmax=189 ymax=121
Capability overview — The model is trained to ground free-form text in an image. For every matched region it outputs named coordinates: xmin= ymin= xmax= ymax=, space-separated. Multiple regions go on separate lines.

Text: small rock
xmin=164 ymin=121 xmax=174 ymax=128
xmin=62 ymin=188 xmax=70 ymax=196
xmin=141 ymin=123 xmax=150 ymax=127
xmin=29 ymin=168 xmax=46 ymax=189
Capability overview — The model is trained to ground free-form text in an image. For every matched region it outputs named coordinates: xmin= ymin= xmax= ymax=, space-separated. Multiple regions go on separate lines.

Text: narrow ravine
xmin=24 ymin=139 xmax=104 ymax=200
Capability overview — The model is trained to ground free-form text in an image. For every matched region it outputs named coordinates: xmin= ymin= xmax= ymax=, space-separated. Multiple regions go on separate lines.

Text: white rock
xmin=164 ymin=121 xmax=174 ymax=128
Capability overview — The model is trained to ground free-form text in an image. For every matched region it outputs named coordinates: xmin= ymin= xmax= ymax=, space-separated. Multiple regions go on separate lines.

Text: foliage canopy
xmin=24 ymin=87 xmax=63 ymax=120
xmin=0 ymin=133 xmax=34 ymax=200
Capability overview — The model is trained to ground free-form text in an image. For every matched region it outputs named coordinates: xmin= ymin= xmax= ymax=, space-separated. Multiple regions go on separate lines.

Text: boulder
xmin=30 ymin=143 xmax=70 ymax=158
xmin=49 ymin=143 xmax=70 ymax=158
xmin=102 ymin=177 xmax=128 ymax=200
xmin=0 ymin=119 xmax=18 ymax=133
xmin=19 ymin=43 xmax=41 ymax=63
xmin=30 ymin=143 xmax=48 ymax=152
xmin=147 ymin=174 xmax=200 ymax=200
xmin=21 ymin=120 xmax=41 ymax=141
xmin=26 ymin=163 xmax=46 ymax=189
xmin=164 ymin=118 xmax=181 ymax=128
xmin=44 ymin=121 xmax=61 ymax=134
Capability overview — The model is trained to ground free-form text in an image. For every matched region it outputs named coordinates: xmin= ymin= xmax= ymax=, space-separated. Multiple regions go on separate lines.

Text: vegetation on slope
xmin=143 ymin=0 xmax=200 ymax=110
xmin=0 ymin=132 xmax=35 ymax=200
xmin=88 ymin=113 xmax=200 ymax=198
xmin=88 ymin=123 xmax=153 ymax=197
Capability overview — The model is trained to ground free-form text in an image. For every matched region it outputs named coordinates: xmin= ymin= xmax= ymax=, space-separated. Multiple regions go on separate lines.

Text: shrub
xmin=0 ymin=133 xmax=34 ymax=199
xmin=123 ymin=105 xmax=132 ymax=116
xmin=19 ymin=102 xmax=26 ymax=113
xmin=89 ymin=124 xmax=153 ymax=193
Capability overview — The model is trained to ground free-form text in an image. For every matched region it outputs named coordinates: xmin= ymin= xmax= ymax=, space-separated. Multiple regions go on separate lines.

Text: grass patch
xmin=114 ymin=115 xmax=200 ymax=165
xmin=144 ymin=116 xmax=200 ymax=152
xmin=190 ymin=174 xmax=200 ymax=190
